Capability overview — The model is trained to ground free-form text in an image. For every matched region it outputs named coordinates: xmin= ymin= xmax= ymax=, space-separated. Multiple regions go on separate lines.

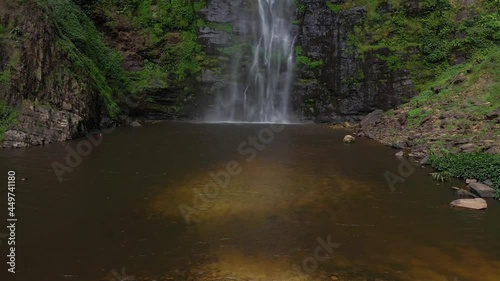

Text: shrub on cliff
xmin=47 ymin=0 xmax=128 ymax=117
xmin=0 ymin=101 xmax=17 ymax=142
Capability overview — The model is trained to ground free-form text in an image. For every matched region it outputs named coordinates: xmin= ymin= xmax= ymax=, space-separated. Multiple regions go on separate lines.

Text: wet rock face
xmin=2 ymin=102 xmax=84 ymax=147
xmin=294 ymin=0 xmax=416 ymax=122
xmin=197 ymin=0 xmax=417 ymax=123
xmin=1 ymin=2 xmax=104 ymax=147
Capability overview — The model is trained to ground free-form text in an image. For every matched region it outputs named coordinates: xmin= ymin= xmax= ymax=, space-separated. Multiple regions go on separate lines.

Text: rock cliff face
xmin=0 ymin=1 xmax=105 ymax=147
xmin=197 ymin=0 xmax=417 ymax=122
xmin=0 ymin=0 xmax=444 ymax=147
xmin=294 ymin=0 xmax=416 ymax=122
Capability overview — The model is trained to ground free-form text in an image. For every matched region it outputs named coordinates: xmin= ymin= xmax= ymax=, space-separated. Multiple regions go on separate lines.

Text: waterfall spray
xmin=209 ymin=0 xmax=295 ymax=123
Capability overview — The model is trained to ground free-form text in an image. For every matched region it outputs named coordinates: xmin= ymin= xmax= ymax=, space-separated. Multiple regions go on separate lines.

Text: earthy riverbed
xmin=0 ymin=122 xmax=499 ymax=281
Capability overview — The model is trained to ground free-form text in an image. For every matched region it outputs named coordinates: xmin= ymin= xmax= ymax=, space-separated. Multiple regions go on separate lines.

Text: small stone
xmin=486 ymin=109 xmax=500 ymax=120
xmin=458 ymin=143 xmax=475 ymax=152
xmin=450 ymin=198 xmax=487 ymax=210
xmin=456 ymin=189 xmax=478 ymax=198
xmin=408 ymin=151 xmax=426 ymax=158
xmin=452 ymin=72 xmax=466 ymax=84
xmin=395 ymin=151 xmax=404 ymax=157
xmin=419 ymin=155 xmax=429 ymax=165
xmin=468 ymin=182 xmax=496 ymax=198
xmin=451 ymin=186 xmax=460 ymax=190
xmin=466 ymin=179 xmax=477 ymax=184
xmin=391 ymin=143 xmax=406 ymax=149
xmin=343 ymin=135 xmax=355 ymax=143
xmin=485 ymin=146 xmax=500 ymax=154
xmin=483 ymin=179 xmax=494 ymax=186
xmin=130 ymin=121 xmax=142 ymax=127
xmin=331 ymin=275 xmax=339 ymax=281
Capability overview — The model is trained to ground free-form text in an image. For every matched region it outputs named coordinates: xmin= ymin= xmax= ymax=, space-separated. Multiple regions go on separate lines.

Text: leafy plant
xmin=430 ymin=171 xmax=452 ymax=182
xmin=0 ymin=100 xmax=18 ymax=142
xmin=295 ymin=46 xmax=324 ymax=69
xmin=48 ymin=0 xmax=126 ymax=117
xmin=428 ymin=153 xmax=500 ymax=195
xmin=326 ymin=2 xmax=343 ymax=13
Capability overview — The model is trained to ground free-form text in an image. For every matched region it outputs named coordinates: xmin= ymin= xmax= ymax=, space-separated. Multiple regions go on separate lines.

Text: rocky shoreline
xmin=355 ymin=108 xmax=499 ymax=157
xmin=330 ymin=107 xmax=500 ymax=208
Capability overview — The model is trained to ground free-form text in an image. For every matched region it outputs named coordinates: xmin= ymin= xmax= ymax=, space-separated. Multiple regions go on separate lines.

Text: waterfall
xmin=208 ymin=0 xmax=295 ymax=123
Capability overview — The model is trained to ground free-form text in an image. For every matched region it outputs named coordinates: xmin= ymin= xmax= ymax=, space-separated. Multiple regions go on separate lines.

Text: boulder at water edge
xmin=130 ymin=121 xmax=142 ymax=127
xmin=468 ymin=182 xmax=496 ymax=198
xmin=343 ymin=135 xmax=355 ymax=143
xmin=450 ymin=198 xmax=487 ymax=210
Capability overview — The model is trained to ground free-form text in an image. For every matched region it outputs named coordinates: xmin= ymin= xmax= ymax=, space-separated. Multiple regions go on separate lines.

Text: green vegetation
xmin=346 ymin=0 xmax=500 ymax=90
xmin=120 ymin=0 xmax=205 ymax=80
xmin=47 ymin=0 xmax=125 ymax=117
xmin=406 ymin=47 xmax=500 ymax=117
xmin=0 ymin=22 xmax=21 ymax=87
xmin=430 ymin=171 xmax=452 ymax=182
xmin=376 ymin=54 xmax=402 ymax=71
xmin=0 ymin=70 xmax=10 ymax=85
xmin=326 ymin=2 xmax=343 ymax=14
xmin=294 ymin=0 xmax=306 ymax=14
xmin=201 ymin=21 xmax=233 ymax=33
xmin=407 ymin=108 xmax=431 ymax=128
xmin=429 ymin=153 xmax=500 ymax=196
xmin=127 ymin=61 xmax=168 ymax=94
xmin=295 ymin=46 xmax=324 ymax=69
xmin=0 ymin=101 xmax=17 ymax=142
xmin=0 ymin=23 xmax=5 ymax=38
xmin=36 ymin=0 xmax=209 ymax=115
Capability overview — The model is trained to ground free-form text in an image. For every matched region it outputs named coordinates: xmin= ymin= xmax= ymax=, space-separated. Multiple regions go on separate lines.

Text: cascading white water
xmin=208 ymin=0 xmax=295 ymax=123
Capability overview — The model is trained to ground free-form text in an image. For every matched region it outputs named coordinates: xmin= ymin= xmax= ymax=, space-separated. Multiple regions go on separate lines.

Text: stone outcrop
xmin=293 ymin=0 xmax=416 ymax=122
xmin=0 ymin=1 xmax=106 ymax=147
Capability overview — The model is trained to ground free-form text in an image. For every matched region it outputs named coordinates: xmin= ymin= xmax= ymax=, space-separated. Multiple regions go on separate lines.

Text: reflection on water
xmin=0 ymin=122 xmax=499 ymax=281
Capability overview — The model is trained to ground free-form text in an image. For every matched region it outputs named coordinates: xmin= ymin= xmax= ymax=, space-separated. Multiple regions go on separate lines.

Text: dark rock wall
xmin=294 ymin=0 xmax=416 ymax=122
xmin=0 ymin=2 xmax=105 ymax=147
xmin=197 ymin=0 xmax=416 ymax=123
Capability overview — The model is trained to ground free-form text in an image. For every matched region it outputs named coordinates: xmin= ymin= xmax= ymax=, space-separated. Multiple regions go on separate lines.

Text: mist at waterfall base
xmin=205 ymin=0 xmax=295 ymax=124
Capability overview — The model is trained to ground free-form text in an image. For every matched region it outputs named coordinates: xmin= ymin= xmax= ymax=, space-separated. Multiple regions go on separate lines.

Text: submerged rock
xmin=468 ymin=182 xmax=496 ymax=198
xmin=395 ymin=151 xmax=404 ymax=157
xmin=130 ymin=121 xmax=142 ymax=127
xmin=343 ymin=135 xmax=355 ymax=143
xmin=450 ymin=198 xmax=487 ymax=210
xmin=456 ymin=189 xmax=478 ymax=198
xmin=483 ymin=179 xmax=494 ymax=186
